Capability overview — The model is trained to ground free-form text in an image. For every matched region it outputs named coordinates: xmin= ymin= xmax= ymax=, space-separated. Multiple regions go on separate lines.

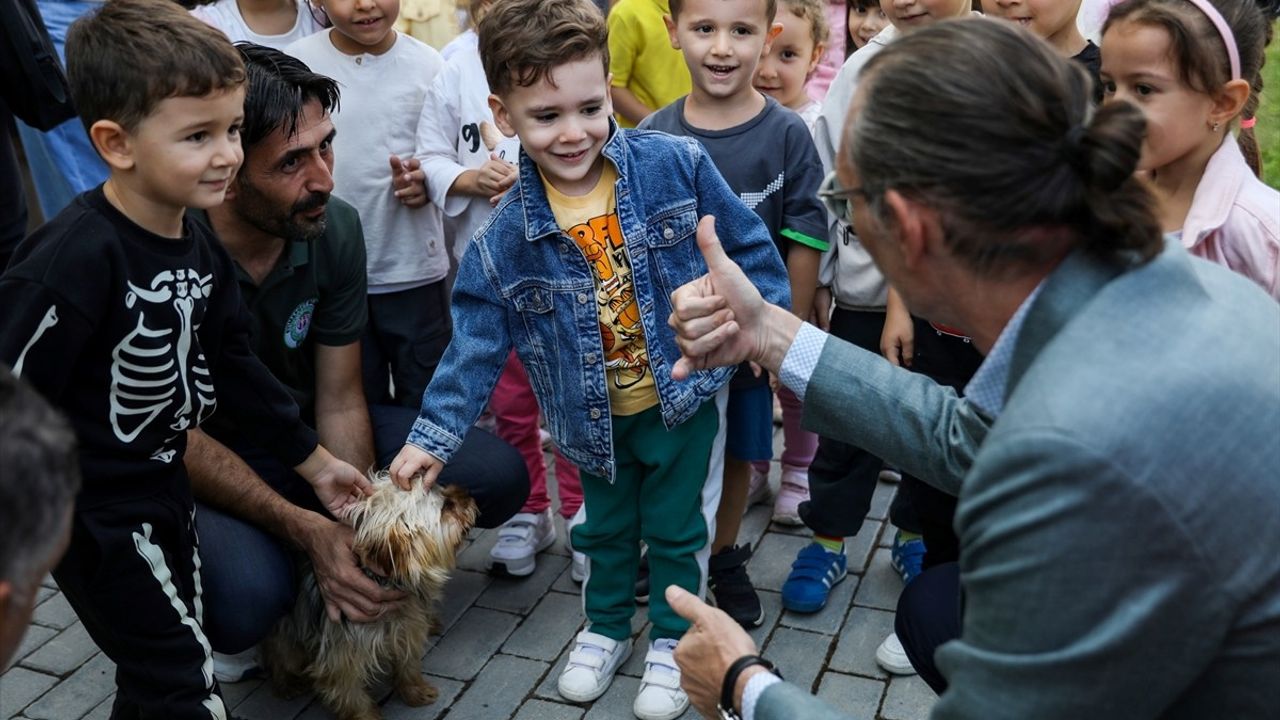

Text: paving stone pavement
xmin=2 ymin=432 xmax=936 ymax=720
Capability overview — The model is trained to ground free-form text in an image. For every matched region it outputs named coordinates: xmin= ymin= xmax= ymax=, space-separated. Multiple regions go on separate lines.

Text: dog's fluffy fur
xmin=262 ymin=471 xmax=477 ymax=720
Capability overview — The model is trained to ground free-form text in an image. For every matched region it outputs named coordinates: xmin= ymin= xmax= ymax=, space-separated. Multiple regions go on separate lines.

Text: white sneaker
xmin=558 ymin=630 xmax=631 ymax=702
xmin=489 ymin=509 xmax=556 ymax=576
xmin=571 ymin=551 xmax=587 ymax=583
xmin=212 ymin=647 xmax=259 ymax=683
xmin=634 ymin=638 xmax=688 ymax=720
xmin=875 ymin=632 xmax=916 ymax=675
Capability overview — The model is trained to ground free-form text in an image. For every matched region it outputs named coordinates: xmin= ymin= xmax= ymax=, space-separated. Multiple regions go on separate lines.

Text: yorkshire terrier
xmin=262 ymin=471 xmax=478 ymax=720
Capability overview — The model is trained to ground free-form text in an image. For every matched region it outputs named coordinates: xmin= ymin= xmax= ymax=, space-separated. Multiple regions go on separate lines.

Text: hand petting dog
xmin=390 ymin=443 xmax=445 ymax=491
xmin=296 ymin=445 xmax=374 ymax=517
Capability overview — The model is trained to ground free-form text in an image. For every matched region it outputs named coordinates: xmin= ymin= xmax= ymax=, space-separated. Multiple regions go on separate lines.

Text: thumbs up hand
xmin=670 ymin=215 xmax=792 ymax=381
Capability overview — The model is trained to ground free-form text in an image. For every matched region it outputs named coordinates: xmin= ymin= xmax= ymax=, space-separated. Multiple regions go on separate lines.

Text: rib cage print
xmin=110 ymin=269 xmax=217 ymax=462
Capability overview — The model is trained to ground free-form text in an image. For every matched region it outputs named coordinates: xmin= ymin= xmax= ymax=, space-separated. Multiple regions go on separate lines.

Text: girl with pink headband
xmin=1099 ymin=0 xmax=1278 ymax=299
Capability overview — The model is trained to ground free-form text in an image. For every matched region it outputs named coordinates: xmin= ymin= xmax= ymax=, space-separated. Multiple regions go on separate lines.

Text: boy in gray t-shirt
xmin=639 ymin=0 xmax=827 ymax=631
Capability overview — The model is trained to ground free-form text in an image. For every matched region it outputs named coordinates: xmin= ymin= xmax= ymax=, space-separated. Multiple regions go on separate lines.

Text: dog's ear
xmin=440 ymin=484 xmax=479 ymax=532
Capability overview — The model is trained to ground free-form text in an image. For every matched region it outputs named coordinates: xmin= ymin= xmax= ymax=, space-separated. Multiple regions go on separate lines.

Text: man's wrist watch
xmin=717 ymin=654 xmax=781 ymax=720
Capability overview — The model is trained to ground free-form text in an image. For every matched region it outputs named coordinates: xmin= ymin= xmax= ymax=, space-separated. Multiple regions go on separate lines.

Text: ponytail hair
xmin=1105 ymin=0 xmax=1271 ymax=177
xmin=848 ymin=18 xmax=1161 ymax=277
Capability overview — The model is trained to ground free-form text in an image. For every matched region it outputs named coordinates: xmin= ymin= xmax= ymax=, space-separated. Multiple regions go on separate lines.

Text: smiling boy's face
xmin=667 ymin=0 xmax=780 ymax=104
xmin=490 ymin=55 xmax=613 ymax=197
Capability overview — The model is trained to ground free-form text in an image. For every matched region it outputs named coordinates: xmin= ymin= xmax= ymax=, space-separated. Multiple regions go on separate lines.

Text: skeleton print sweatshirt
xmin=0 ymin=187 xmax=318 ymax=507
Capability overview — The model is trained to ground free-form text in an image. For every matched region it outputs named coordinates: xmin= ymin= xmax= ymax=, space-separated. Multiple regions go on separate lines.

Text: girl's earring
xmin=1212 ymin=121 xmax=1221 ymax=132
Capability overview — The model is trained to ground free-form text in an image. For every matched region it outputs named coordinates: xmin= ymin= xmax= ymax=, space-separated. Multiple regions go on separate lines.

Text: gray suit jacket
xmin=757 ymin=242 xmax=1280 ymax=719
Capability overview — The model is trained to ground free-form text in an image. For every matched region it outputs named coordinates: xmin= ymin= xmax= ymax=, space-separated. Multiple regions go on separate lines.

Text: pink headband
xmin=1185 ymin=0 xmax=1242 ymax=80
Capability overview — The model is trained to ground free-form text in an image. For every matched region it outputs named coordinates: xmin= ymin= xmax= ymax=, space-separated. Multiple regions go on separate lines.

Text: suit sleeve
xmin=689 ymin=142 xmax=791 ymax=310
xmin=803 ymin=336 xmax=989 ymax=496
xmin=933 ymin=431 xmax=1233 ymax=718
xmin=755 ymin=680 xmax=857 ymax=720
xmin=204 ymin=245 xmax=318 ymax=467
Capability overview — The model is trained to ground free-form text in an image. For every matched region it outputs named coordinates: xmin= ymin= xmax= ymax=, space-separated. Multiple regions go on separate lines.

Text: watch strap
xmin=718 ymin=654 xmax=780 ymax=719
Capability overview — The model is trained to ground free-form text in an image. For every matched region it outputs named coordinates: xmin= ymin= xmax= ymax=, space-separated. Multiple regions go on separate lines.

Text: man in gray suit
xmin=665 ymin=19 xmax=1280 ymax=720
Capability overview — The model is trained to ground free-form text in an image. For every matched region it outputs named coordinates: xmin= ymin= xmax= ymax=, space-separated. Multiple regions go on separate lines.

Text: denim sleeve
xmin=690 ymin=143 xmax=792 ymax=310
xmin=405 ymin=234 xmax=512 ymax=463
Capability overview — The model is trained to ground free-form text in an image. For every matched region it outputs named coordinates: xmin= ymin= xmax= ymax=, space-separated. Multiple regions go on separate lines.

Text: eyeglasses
xmin=817 ymin=170 xmax=873 ymax=229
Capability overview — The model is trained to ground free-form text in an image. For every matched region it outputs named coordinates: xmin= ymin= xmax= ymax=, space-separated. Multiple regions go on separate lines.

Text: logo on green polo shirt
xmin=284 ymin=298 xmax=317 ymax=349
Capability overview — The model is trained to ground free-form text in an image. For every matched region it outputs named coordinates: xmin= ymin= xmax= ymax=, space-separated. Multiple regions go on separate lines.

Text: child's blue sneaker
xmin=781 ymin=543 xmax=848 ymax=613
xmin=890 ymin=531 xmax=926 ymax=585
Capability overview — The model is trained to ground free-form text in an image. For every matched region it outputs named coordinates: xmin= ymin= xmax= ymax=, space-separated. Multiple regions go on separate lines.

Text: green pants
xmin=570 ymin=394 xmax=725 ymax=641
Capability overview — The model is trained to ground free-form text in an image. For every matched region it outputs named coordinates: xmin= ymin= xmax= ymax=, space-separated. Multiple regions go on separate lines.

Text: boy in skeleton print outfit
xmin=0 ymin=1 xmax=371 ymax=718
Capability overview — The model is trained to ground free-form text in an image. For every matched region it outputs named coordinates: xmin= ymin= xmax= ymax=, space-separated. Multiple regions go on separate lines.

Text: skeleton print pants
xmin=53 ymin=489 xmax=228 ymax=720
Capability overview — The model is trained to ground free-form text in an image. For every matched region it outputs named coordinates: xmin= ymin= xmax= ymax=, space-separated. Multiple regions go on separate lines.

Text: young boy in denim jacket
xmin=0 ymin=1 xmax=368 ymax=715
xmin=389 ymin=1 xmax=788 ymax=717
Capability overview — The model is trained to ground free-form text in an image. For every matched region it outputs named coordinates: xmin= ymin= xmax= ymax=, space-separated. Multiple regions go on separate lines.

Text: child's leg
xmin=54 ymin=493 xmax=226 ymax=719
xmin=714 ymin=383 xmax=773 ymax=550
xmin=782 ymin=309 xmax=888 ymax=614
xmin=490 ymin=352 xmax=551 ymax=514
xmin=713 ymin=456 xmax=750 ymax=552
xmin=778 ymin=386 xmax=818 ymax=468
xmin=370 ymin=280 xmax=452 ymax=408
xmin=554 ymin=450 xmax=583 ymax=520
xmin=634 ymin=395 xmax=725 ymax=641
xmin=572 ymin=465 xmax=644 ymax=642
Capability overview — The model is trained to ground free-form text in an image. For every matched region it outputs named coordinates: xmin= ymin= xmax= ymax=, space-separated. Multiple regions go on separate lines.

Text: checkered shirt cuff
xmin=742 ymin=670 xmax=783 ymax=720
xmin=779 ymin=322 xmax=828 ymax=403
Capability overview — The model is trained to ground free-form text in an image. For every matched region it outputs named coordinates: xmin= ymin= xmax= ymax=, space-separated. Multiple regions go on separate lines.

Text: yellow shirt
xmin=543 ymin=164 xmax=658 ymax=415
xmin=608 ymin=0 xmax=691 ymax=128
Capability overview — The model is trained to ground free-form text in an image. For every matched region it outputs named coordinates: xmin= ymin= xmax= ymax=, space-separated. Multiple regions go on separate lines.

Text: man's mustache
xmin=292 ymin=192 xmax=329 ymax=215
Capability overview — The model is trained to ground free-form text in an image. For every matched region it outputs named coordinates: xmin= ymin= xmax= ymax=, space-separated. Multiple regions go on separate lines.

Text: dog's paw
xmin=397 ymin=674 xmax=439 ymax=707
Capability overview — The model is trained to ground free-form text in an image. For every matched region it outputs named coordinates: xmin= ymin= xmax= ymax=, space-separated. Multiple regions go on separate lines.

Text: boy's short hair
xmin=670 ymin=0 xmax=778 ymax=21
xmin=0 ymin=369 xmax=79 ymax=595
xmin=478 ymin=0 xmax=609 ymax=96
xmin=66 ymin=0 xmax=246 ymax=133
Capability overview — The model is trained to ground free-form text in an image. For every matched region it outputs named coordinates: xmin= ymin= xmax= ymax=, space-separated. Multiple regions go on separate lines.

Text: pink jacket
xmin=1183 ymin=136 xmax=1280 ymax=300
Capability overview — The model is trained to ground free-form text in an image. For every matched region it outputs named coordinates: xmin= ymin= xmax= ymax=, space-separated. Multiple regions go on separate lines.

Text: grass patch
xmin=1260 ymin=24 xmax=1280 ymax=189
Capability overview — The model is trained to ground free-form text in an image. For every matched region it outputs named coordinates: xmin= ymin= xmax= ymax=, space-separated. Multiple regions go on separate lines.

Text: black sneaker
xmin=708 ymin=544 xmax=764 ymax=628
xmin=635 ymin=550 xmax=650 ymax=604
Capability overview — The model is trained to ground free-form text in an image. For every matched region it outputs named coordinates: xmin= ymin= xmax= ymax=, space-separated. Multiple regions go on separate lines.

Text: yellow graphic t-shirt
xmin=543 ymin=164 xmax=658 ymax=416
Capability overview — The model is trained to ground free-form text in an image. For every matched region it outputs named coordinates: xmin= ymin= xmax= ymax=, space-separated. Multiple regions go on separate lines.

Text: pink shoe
xmin=772 ymin=464 xmax=809 ymax=525
xmin=746 ymin=465 xmax=775 ymax=507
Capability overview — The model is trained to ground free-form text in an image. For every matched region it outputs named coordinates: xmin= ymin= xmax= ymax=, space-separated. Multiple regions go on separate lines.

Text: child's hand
xmin=389 ymin=443 xmax=446 ymax=491
xmin=390 ymin=154 xmax=428 ymax=208
xmin=810 ymin=287 xmax=832 ymax=332
xmin=477 ymin=154 xmax=517 ymax=198
xmin=881 ymin=289 xmax=914 ymax=367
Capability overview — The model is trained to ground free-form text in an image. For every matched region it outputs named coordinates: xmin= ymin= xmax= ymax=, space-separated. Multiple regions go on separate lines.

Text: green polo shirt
xmin=194 ymin=196 xmax=368 ymax=424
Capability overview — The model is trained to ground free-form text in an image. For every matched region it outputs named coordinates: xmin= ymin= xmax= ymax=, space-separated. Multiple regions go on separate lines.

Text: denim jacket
xmin=407 ymin=126 xmax=790 ymax=479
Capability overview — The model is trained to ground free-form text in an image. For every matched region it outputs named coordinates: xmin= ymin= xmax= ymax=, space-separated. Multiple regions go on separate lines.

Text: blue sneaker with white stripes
xmin=890 ymin=531 xmax=926 ymax=585
xmin=780 ymin=543 xmax=848 ymax=613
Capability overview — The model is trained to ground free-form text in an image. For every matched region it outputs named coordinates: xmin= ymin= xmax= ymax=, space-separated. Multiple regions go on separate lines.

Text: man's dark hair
xmin=235 ymin=42 xmax=340 ymax=159
xmin=65 ymin=0 xmax=245 ymax=133
xmin=0 ymin=368 xmax=79 ymax=591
